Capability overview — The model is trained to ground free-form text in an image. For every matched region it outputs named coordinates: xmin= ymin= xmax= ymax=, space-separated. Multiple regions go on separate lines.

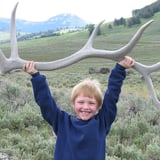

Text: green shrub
xmin=146 ymin=143 xmax=160 ymax=160
xmin=34 ymin=150 xmax=52 ymax=160
xmin=122 ymin=145 xmax=144 ymax=160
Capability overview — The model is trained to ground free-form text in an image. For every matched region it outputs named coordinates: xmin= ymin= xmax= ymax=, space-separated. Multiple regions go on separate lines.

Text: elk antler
xmin=0 ymin=3 xmax=160 ymax=110
xmin=0 ymin=2 xmax=153 ymax=74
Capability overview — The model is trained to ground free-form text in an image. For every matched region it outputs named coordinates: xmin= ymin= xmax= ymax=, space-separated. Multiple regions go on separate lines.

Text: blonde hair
xmin=71 ymin=78 xmax=103 ymax=108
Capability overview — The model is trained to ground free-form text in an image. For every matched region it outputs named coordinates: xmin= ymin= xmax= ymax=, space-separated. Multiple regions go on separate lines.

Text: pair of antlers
xmin=0 ymin=3 xmax=160 ymax=110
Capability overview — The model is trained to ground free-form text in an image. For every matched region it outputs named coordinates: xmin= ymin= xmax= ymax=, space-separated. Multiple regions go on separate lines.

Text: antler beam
xmin=0 ymin=3 xmax=160 ymax=110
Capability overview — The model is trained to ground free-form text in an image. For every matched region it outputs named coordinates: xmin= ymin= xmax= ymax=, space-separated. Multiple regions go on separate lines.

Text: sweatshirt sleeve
xmin=99 ymin=63 xmax=126 ymax=134
xmin=31 ymin=72 xmax=60 ymax=133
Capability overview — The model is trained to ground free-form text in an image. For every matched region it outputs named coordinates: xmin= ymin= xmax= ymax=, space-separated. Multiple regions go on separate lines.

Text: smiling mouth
xmin=80 ymin=111 xmax=91 ymax=116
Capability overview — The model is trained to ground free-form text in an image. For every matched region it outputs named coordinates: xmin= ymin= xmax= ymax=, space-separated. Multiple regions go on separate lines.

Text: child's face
xmin=71 ymin=94 xmax=99 ymax=121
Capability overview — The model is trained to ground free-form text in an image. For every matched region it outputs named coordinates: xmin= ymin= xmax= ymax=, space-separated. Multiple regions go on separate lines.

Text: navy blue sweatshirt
xmin=31 ymin=63 xmax=126 ymax=160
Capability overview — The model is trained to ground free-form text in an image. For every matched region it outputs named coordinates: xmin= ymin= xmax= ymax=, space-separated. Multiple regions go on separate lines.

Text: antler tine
xmin=10 ymin=2 xmax=19 ymax=59
xmin=84 ymin=20 xmax=105 ymax=48
xmin=0 ymin=2 xmax=26 ymax=74
xmin=98 ymin=19 xmax=154 ymax=61
xmin=134 ymin=62 xmax=160 ymax=109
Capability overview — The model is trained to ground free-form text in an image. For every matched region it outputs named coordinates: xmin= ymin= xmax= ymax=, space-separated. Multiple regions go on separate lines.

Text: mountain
xmin=0 ymin=13 xmax=88 ymax=33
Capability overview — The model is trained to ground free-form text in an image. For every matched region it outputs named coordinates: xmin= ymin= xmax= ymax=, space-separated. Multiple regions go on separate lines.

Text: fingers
xmin=130 ymin=58 xmax=135 ymax=66
xmin=23 ymin=61 xmax=38 ymax=74
xmin=125 ymin=56 xmax=135 ymax=66
xmin=118 ymin=56 xmax=135 ymax=68
xmin=23 ymin=61 xmax=33 ymax=71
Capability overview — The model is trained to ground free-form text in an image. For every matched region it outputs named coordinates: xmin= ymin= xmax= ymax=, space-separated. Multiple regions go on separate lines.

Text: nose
xmin=83 ymin=102 xmax=90 ymax=109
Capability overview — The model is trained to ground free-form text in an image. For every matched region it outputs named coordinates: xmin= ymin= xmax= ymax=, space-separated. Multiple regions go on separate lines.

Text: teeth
xmin=81 ymin=111 xmax=89 ymax=115
xmin=81 ymin=111 xmax=89 ymax=113
xmin=81 ymin=110 xmax=90 ymax=112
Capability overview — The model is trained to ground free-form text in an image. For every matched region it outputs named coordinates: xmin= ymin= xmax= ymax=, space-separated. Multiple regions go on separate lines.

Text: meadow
xmin=0 ymin=17 xmax=160 ymax=159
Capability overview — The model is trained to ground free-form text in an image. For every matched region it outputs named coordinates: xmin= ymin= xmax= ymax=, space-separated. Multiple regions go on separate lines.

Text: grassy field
xmin=0 ymin=16 xmax=160 ymax=160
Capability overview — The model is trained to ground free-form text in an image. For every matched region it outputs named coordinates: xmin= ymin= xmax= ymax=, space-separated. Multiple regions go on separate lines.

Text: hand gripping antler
xmin=0 ymin=3 xmax=160 ymax=109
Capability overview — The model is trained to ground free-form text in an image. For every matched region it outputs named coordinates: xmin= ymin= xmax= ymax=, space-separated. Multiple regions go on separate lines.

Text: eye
xmin=77 ymin=101 xmax=84 ymax=104
xmin=89 ymin=101 xmax=96 ymax=105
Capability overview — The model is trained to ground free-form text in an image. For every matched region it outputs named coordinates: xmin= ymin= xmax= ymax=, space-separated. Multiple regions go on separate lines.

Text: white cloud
xmin=0 ymin=0 xmax=157 ymax=23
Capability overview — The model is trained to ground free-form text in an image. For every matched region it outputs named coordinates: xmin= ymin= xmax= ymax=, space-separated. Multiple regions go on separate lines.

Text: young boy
xmin=23 ymin=56 xmax=135 ymax=160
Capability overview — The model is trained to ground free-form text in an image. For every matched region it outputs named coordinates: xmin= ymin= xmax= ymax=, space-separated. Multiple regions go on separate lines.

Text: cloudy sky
xmin=0 ymin=0 xmax=157 ymax=23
